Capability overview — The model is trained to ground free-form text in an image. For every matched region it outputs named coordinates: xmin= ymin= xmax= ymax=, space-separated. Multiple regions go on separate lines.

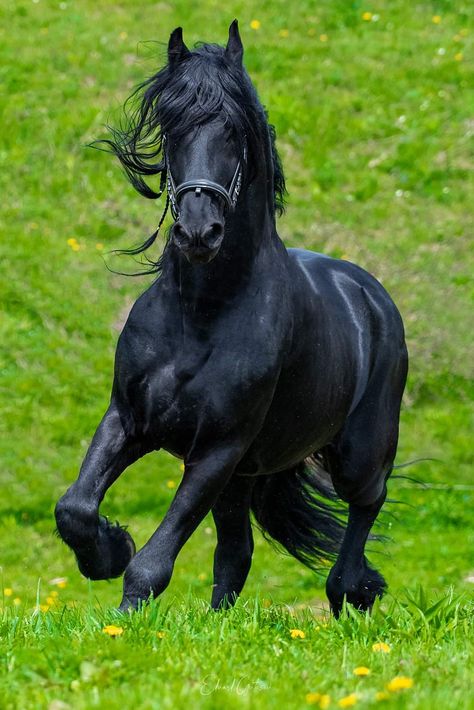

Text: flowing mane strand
xmin=95 ymin=43 xmax=286 ymax=214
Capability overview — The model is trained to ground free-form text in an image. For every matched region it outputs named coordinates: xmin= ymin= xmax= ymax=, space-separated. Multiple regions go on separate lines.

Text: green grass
xmin=0 ymin=0 xmax=473 ymax=707
xmin=1 ymin=593 xmax=474 ymax=709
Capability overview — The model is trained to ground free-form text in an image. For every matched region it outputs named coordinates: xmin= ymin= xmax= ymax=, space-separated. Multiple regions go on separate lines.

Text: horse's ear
xmin=225 ymin=19 xmax=243 ymax=66
xmin=168 ymin=27 xmax=190 ymax=68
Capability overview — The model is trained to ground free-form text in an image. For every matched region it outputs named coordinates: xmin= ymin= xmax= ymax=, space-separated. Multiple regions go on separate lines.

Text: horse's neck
xmin=166 ymin=217 xmax=271 ymax=307
xmin=163 ymin=185 xmax=278 ymax=312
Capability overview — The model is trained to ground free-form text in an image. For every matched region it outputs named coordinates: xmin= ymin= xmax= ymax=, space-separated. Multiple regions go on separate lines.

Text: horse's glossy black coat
xmin=55 ymin=22 xmax=408 ymax=615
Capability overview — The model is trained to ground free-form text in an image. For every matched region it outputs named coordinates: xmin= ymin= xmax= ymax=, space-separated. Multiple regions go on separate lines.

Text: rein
xmin=164 ymin=135 xmax=246 ymax=220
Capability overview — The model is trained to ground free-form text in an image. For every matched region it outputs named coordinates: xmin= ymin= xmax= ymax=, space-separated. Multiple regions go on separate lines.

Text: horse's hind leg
xmin=326 ymin=494 xmax=387 ymax=617
xmin=325 ymin=359 xmax=406 ymax=616
xmin=211 ymin=475 xmax=254 ymax=609
xmin=55 ymin=401 xmax=146 ymax=580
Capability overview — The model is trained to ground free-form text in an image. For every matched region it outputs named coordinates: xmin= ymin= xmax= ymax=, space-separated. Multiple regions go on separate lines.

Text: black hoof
xmin=76 ymin=516 xmax=135 ymax=581
xmin=118 ymin=556 xmax=173 ymax=611
xmin=326 ymin=562 xmax=386 ymax=618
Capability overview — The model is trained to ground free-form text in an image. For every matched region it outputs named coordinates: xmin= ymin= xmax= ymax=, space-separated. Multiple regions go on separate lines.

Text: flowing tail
xmin=250 ymin=456 xmax=346 ymax=570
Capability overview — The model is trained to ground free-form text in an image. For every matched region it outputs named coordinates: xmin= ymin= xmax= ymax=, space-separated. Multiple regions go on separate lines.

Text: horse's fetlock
xmin=55 ymin=494 xmax=97 ymax=547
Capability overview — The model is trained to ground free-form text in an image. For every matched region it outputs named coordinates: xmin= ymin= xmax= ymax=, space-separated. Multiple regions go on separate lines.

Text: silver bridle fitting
xmin=164 ymin=136 xmax=246 ymax=221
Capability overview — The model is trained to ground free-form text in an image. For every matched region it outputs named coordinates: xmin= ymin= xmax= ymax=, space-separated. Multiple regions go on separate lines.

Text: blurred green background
xmin=0 ymin=2 xmax=473 ymax=705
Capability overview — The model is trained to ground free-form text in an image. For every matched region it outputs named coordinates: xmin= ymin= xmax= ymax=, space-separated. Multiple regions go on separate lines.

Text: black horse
xmin=55 ymin=22 xmax=408 ymax=615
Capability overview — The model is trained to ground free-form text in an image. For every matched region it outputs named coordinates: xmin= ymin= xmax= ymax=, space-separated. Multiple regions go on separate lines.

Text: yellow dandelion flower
xmin=339 ymin=694 xmax=357 ymax=708
xmin=50 ymin=591 xmax=59 ymax=598
xmin=103 ymin=624 xmax=124 ymax=637
xmin=4 ymin=588 xmax=13 ymax=597
xmin=46 ymin=596 xmax=56 ymax=606
xmin=198 ymin=572 xmax=206 ymax=581
xmin=156 ymin=631 xmax=166 ymax=639
xmin=250 ymin=19 xmax=261 ymax=31
xmin=353 ymin=666 xmax=370 ymax=676
xmin=375 ymin=691 xmax=390 ymax=701
xmin=13 ymin=597 xmax=21 ymax=606
xmin=67 ymin=238 xmax=77 ymax=246
xmin=119 ymin=31 xmax=128 ymax=40
xmin=455 ymin=52 xmax=463 ymax=61
xmin=290 ymin=628 xmax=306 ymax=639
xmin=39 ymin=604 xmax=50 ymax=612
xmin=432 ymin=15 xmax=441 ymax=24
xmin=362 ymin=12 xmax=372 ymax=21
xmin=49 ymin=577 xmax=68 ymax=588
xmin=71 ymin=243 xmax=81 ymax=252
xmin=320 ymin=695 xmax=331 ymax=709
xmin=166 ymin=479 xmax=176 ymax=489
xmin=180 ymin=462 xmax=185 ymax=472
xmin=306 ymin=693 xmax=321 ymax=705
xmin=279 ymin=29 xmax=289 ymax=38
xmin=96 ymin=242 xmax=104 ymax=250
xmin=319 ymin=34 xmax=328 ymax=42
xmin=386 ymin=676 xmax=414 ymax=692
xmin=372 ymin=641 xmax=391 ymax=653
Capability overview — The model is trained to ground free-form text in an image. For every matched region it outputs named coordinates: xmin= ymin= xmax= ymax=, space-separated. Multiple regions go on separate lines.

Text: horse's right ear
xmin=168 ymin=27 xmax=190 ymax=68
xmin=225 ymin=19 xmax=244 ymax=66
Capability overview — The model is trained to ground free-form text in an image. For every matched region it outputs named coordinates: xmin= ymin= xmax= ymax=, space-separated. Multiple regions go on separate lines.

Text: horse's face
xmin=167 ymin=122 xmax=243 ymax=265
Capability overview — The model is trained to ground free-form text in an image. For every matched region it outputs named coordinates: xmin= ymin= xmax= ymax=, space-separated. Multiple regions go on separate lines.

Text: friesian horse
xmin=55 ymin=22 xmax=408 ymax=615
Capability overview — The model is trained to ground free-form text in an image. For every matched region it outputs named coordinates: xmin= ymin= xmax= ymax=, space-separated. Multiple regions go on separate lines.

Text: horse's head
xmin=98 ymin=21 xmax=285 ymax=273
xmin=165 ymin=24 xmax=245 ymax=265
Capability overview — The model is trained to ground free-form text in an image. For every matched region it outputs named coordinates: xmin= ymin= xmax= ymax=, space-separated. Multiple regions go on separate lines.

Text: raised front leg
xmin=211 ymin=475 xmax=254 ymax=609
xmin=55 ymin=401 xmax=146 ymax=580
xmin=119 ymin=444 xmax=244 ymax=611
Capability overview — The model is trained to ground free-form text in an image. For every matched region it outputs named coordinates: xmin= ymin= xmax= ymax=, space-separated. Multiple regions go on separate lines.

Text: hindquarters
xmin=250 ymin=317 xmax=408 ymax=614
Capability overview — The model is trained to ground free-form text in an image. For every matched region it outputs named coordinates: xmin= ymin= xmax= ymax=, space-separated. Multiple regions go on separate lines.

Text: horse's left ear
xmin=168 ymin=27 xmax=191 ymax=69
xmin=225 ymin=19 xmax=243 ymax=66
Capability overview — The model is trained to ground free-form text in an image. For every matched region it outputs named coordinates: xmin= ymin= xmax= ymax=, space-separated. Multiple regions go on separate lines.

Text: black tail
xmin=250 ymin=457 xmax=346 ymax=570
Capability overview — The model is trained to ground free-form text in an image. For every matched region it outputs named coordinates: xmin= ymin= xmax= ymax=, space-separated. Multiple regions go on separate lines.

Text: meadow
xmin=0 ymin=0 xmax=473 ymax=707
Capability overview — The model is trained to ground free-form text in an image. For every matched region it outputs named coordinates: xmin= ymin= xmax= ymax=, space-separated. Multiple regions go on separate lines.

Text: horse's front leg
xmin=55 ymin=401 xmax=147 ymax=580
xmin=211 ymin=475 xmax=255 ymax=609
xmin=119 ymin=444 xmax=243 ymax=611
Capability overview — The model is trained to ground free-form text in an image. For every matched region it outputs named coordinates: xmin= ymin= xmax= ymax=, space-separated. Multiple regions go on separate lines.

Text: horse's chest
xmin=123 ymin=349 xmax=212 ymax=443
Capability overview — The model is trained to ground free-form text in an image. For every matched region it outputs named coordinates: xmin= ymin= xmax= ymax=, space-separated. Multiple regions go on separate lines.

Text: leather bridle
xmin=164 ymin=135 xmax=246 ymax=221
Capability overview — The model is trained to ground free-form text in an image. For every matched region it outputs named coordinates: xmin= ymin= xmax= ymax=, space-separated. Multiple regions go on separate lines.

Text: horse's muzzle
xmin=171 ymin=220 xmax=224 ymax=264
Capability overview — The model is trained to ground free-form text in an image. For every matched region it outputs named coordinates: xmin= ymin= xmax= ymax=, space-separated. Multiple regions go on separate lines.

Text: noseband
xmin=164 ymin=136 xmax=246 ymax=221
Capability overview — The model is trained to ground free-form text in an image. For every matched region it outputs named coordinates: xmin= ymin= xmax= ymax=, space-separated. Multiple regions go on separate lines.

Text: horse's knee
xmin=55 ymin=490 xmax=97 ymax=547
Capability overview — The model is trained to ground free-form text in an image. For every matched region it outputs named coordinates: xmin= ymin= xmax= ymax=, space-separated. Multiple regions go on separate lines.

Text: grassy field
xmin=0 ymin=0 xmax=473 ymax=707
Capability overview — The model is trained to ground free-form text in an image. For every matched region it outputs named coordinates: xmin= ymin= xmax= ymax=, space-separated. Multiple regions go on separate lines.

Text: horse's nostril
xmin=172 ymin=222 xmax=191 ymax=247
xmin=205 ymin=222 xmax=224 ymax=244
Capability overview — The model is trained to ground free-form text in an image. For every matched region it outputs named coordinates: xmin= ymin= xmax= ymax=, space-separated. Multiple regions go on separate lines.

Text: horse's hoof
xmin=76 ymin=516 xmax=136 ymax=581
xmin=326 ymin=562 xmax=386 ymax=618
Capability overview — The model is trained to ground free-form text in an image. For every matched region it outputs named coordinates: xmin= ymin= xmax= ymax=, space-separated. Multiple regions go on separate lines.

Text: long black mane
xmin=97 ymin=43 xmax=286 ymax=214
